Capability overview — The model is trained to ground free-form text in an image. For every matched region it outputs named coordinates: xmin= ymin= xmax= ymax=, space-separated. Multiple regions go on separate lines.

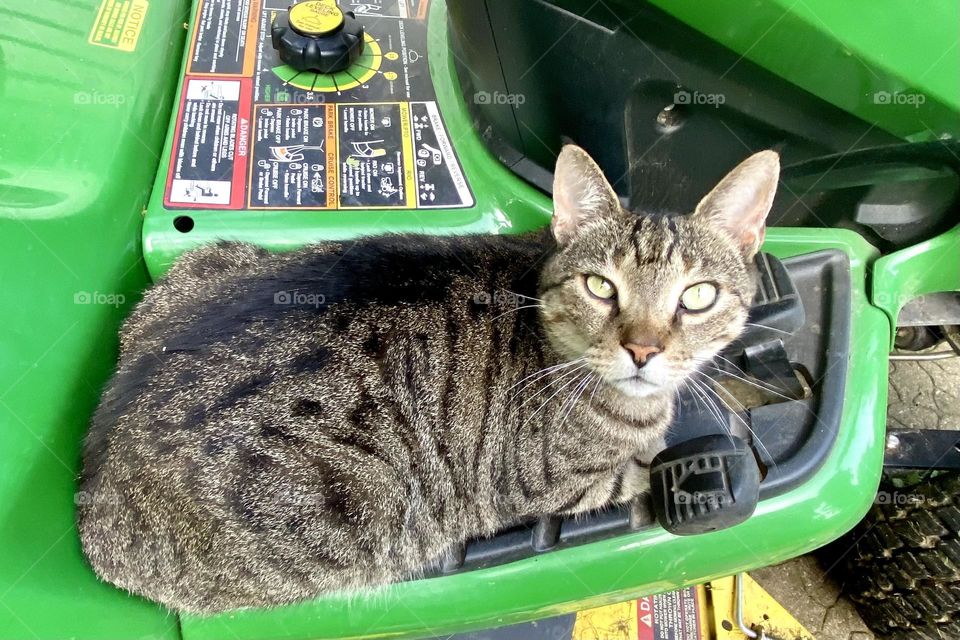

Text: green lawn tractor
xmin=2 ymin=0 xmax=959 ymax=638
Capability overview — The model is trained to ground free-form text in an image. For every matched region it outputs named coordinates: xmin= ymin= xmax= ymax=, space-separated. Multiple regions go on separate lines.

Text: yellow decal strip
xmin=399 ymin=101 xmax=417 ymax=209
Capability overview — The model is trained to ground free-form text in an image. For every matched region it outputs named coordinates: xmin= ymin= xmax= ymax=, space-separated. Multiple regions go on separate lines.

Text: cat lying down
xmin=78 ymin=145 xmax=779 ymax=614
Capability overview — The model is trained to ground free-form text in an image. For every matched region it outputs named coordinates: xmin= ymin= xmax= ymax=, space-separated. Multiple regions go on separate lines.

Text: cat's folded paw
xmin=628 ymin=492 xmax=656 ymax=529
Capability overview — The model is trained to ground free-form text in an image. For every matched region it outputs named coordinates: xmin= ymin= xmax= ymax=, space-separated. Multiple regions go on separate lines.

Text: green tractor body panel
xmin=873 ymin=225 xmax=960 ymax=344
xmin=647 ymin=0 xmax=960 ymax=142
xmin=0 ymin=0 xmax=952 ymax=638
xmin=0 ymin=0 xmax=189 ymax=637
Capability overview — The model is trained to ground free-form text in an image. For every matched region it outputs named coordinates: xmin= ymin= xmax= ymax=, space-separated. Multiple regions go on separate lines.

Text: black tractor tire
xmin=838 ymin=472 xmax=960 ymax=639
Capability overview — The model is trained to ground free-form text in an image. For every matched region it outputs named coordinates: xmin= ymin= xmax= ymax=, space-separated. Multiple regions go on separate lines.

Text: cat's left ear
xmin=694 ymin=150 xmax=780 ymax=260
xmin=552 ymin=145 xmax=621 ymax=245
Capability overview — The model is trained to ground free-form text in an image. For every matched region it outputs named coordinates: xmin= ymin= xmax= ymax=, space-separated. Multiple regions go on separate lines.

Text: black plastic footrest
xmin=728 ymin=252 xmax=805 ymax=352
xmin=650 ymin=434 xmax=761 ymax=535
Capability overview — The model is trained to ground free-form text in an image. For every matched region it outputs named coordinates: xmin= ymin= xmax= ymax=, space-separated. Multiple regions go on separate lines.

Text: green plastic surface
xmin=873 ymin=224 xmax=960 ymax=345
xmin=647 ymin=0 xmax=960 ymax=142
xmin=0 ymin=0 xmax=190 ymax=638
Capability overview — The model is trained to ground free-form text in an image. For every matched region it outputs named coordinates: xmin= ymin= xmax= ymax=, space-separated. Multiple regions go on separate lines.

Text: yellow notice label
xmin=89 ymin=0 xmax=148 ymax=52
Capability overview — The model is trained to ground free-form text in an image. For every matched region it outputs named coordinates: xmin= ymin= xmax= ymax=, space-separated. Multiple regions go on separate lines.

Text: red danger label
xmin=164 ymin=77 xmax=252 ymax=209
xmin=637 ymin=588 xmax=703 ymax=640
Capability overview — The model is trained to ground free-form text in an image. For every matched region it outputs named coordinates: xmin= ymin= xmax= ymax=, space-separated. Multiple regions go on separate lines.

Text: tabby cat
xmin=78 ymin=146 xmax=779 ymax=614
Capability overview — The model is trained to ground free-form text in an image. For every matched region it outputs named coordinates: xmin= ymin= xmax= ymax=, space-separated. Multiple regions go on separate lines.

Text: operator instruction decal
xmin=164 ymin=0 xmax=473 ymax=211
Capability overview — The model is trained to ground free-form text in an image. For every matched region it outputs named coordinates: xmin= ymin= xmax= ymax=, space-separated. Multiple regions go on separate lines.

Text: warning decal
xmin=164 ymin=0 xmax=472 ymax=211
xmin=166 ymin=78 xmax=252 ymax=209
xmin=637 ymin=588 xmax=705 ymax=640
xmin=89 ymin=0 xmax=148 ymax=52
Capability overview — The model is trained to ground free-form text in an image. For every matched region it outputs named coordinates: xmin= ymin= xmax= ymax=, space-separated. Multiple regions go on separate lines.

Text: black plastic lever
xmin=732 ymin=252 xmax=805 ymax=351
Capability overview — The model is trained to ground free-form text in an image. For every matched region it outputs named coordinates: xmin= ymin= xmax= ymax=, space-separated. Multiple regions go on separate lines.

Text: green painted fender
xmin=873 ymin=225 xmax=960 ymax=346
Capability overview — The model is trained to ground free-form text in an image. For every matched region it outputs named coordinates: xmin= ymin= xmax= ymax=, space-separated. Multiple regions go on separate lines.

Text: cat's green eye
xmin=585 ymin=275 xmax=617 ymax=300
xmin=680 ymin=282 xmax=718 ymax=312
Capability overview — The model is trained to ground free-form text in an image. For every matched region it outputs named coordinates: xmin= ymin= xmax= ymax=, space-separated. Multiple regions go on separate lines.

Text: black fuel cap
xmin=271 ymin=1 xmax=364 ymax=74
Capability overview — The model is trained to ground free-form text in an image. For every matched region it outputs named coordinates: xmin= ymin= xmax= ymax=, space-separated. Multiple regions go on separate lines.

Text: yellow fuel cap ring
xmin=271 ymin=1 xmax=365 ymax=73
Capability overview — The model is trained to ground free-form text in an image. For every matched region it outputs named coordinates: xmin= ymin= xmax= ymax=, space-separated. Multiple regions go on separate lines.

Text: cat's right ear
xmin=693 ymin=150 xmax=780 ymax=260
xmin=552 ymin=145 xmax=621 ymax=245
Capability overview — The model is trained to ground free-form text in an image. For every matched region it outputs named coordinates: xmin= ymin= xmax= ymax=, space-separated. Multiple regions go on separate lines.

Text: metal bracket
xmin=883 ymin=429 xmax=960 ymax=471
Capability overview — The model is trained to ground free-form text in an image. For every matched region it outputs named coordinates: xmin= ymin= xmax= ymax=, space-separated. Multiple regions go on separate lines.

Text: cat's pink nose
xmin=623 ymin=342 xmax=662 ymax=368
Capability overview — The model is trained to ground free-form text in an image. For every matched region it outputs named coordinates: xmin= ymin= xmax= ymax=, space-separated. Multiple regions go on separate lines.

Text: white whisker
xmin=521 ymin=371 xmax=590 ymax=429
xmin=492 ymin=304 xmax=544 ymax=321
xmin=557 ymin=374 xmax=593 ymax=431
xmin=507 ymin=358 xmax=586 ymax=395
xmin=497 ymin=289 xmax=543 ymax=303
xmin=707 ymin=364 xmax=795 ymax=402
xmin=682 ymin=379 xmax=737 ymax=449
xmin=516 ymin=364 xmax=588 ymax=410
xmin=588 ymin=375 xmax=604 ymax=405
xmin=744 ymin=322 xmax=790 ymax=335
xmin=688 ymin=376 xmax=729 ymax=432
xmin=691 ymin=371 xmax=777 ymax=466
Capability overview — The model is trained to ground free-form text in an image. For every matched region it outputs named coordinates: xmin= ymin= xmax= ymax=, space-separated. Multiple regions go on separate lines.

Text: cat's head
xmin=539 ymin=145 xmax=779 ymax=398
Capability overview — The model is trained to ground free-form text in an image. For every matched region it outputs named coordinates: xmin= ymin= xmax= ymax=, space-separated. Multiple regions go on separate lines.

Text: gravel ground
xmin=752 ymin=556 xmax=874 ymax=640
xmin=887 ymin=353 xmax=960 ymax=430
xmin=751 ymin=353 xmax=960 ymax=639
